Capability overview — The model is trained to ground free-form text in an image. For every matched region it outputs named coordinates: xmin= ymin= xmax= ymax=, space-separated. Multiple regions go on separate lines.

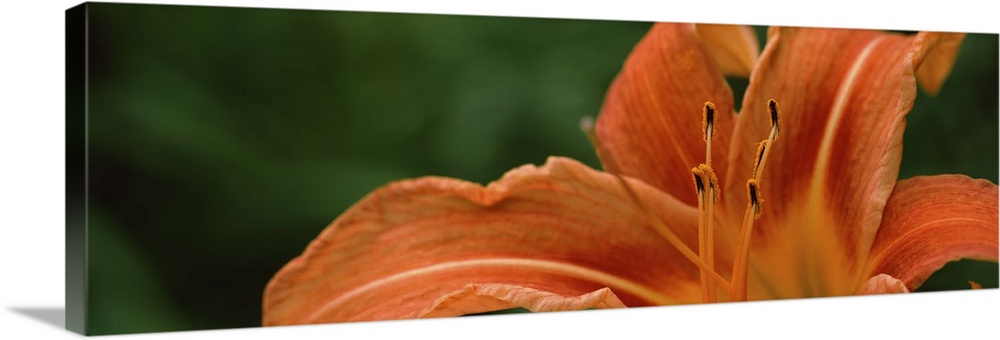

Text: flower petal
xmin=262 ymin=156 xmax=703 ymax=325
xmin=420 ymin=284 xmax=626 ymax=318
xmin=722 ymin=28 xmax=965 ymax=298
xmin=912 ymin=32 xmax=965 ymax=95
xmin=694 ymin=24 xmax=760 ymax=77
xmin=856 ymin=274 xmax=910 ymax=294
xmin=595 ymin=23 xmax=737 ymax=206
xmin=863 ymin=175 xmax=998 ymax=291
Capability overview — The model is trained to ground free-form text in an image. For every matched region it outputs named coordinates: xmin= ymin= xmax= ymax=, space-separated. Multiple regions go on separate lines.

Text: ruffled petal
xmin=420 ymin=284 xmax=626 ymax=318
xmin=595 ymin=23 xmax=737 ymax=207
xmin=856 ymin=274 xmax=910 ymax=294
xmin=722 ymin=27 xmax=965 ymax=299
xmin=912 ymin=32 xmax=965 ymax=95
xmin=695 ymin=24 xmax=760 ymax=77
xmin=863 ymin=175 xmax=998 ymax=291
xmin=263 ymin=157 xmax=704 ymax=325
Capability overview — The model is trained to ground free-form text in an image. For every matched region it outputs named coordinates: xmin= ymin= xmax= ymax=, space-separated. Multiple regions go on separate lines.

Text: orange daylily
xmin=262 ymin=23 xmax=998 ymax=325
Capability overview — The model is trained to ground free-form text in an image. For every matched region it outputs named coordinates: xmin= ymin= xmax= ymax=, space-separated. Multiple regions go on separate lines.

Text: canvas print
xmin=66 ymin=2 xmax=999 ymax=336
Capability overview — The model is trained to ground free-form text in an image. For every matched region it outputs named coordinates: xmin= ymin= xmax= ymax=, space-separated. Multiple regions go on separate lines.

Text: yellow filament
xmin=705 ymin=182 xmax=719 ymax=302
xmin=731 ymin=179 xmax=761 ymax=301
xmin=705 ymin=181 xmax=717 ymax=302
xmin=692 ymin=167 xmax=716 ymax=302
xmin=705 ymin=184 xmax=719 ymax=302
xmin=583 ymin=116 xmax=733 ymax=294
xmin=616 ymin=175 xmax=733 ymax=292
xmin=693 ymin=164 xmax=720 ymax=303
xmin=730 ymin=207 xmax=757 ymax=301
xmin=694 ymin=169 xmax=710 ymax=303
xmin=581 ymin=98 xmax=785 ymax=304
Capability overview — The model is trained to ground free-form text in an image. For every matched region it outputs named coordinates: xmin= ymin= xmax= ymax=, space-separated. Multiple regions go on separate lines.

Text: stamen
xmin=703 ymin=102 xmax=716 ymax=142
xmin=748 ymin=179 xmax=763 ymax=218
xmin=730 ymin=99 xmax=783 ymax=302
xmin=615 ymin=174 xmax=733 ymax=292
xmin=698 ymin=102 xmax=720 ymax=303
xmin=704 ymin=175 xmax=717 ymax=302
xmin=703 ymin=102 xmax=716 ymax=164
xmin=692 ymin=167 xmax=710 ymax=302
xmin=688 ymin=102 xmax=723 ymax=303
xmin=693 ymin=164 xmax=720 ymax=303
xmin=753 ymin=100 xmax=782 ymax=180
xmin=700 ymin=164 xmax=720 ymax=203
xmin=692 ymin=167 xmax=707 ymax=195
xmin=692 ymin=167 xmax=718 ymax=302
xmin=731 ymin=179 xmax=762 ymax=301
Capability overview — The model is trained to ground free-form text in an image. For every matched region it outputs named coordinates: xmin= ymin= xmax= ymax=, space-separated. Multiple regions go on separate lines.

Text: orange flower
xmin=262 ymin=23 xmax=998 ymax=325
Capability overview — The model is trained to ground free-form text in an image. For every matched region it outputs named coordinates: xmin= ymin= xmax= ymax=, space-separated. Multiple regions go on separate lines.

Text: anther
xmin=703 ymin=102 xmax=716 ymax=142
xmin=692 ymin=164 xmax=720 ymax=303
xmin=753 ymin=100 xmax=782 ymax=180
xmin=692 ymin=164 xmax=720 ymax=202
xmin=767 ymin=99 xmax=781 ymax=141
xmin=747 ymin=179 xmax=762 ymax=219
xmin=703 ymin=102 xmax=717 ymax=165
xmin=698 ymin=164 xmax=720 ymax=203
xmin=692 ymin=167 xmax=706 ymax=195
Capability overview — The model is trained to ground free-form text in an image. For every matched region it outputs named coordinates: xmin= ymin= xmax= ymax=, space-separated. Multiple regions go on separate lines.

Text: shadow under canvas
xmin=9 ymin=307 xmax=66 ymax=330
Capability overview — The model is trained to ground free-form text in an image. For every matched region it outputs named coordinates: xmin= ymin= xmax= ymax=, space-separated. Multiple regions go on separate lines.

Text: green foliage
xmin=86 ymin=4 xmax=648 ymax=334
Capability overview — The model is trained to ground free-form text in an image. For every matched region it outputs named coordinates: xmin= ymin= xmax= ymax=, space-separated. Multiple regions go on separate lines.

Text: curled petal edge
xmin=912 ymin=32 xmax=965 ymax=95
xmin=263 ymin=156 xmax=703 ymax=325
xmin=863 ymin=175 xmax=999 ymax=291
xmin=420 ymin=283 xmax=627 ymax=318
xmin=857 ymin=274 xmax=910 ymax=295
xmin=695 ymin=24 xmax=760 ymax=77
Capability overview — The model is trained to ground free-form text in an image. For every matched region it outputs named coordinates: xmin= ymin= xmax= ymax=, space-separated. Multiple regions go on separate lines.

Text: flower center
xmin=582 ymin=99 xmax=783 ymax=304
xmin=696 ymin=99 xmax=782 ymax=302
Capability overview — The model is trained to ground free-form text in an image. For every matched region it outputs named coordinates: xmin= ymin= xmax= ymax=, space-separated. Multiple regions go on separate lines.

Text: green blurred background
xmin=82 ymin=3 xmax=998 ymax=335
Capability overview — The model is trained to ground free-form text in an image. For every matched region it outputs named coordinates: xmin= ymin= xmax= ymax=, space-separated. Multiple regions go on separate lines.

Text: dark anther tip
xmin=767 ymin=99 xmax=780 ymax=131
xmin=705 ymin=102 xmax=716 ymax=124
xmin=747 ymin=179 xmax=761 ymax=211
xmin=692 ymin=169 xmax=706 ymax=194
